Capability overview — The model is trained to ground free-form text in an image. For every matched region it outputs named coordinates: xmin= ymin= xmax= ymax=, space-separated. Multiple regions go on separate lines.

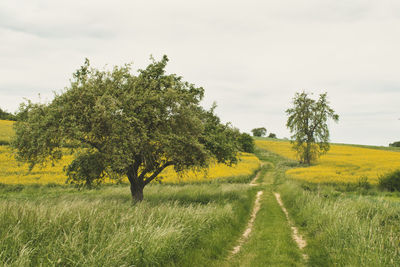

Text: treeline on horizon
xmin=0 ymin=108 xmax=16 ymax=121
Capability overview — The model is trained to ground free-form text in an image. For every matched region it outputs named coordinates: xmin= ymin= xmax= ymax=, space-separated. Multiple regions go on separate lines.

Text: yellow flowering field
xmin=256 ymin=139 xmax=400 ymax=184
xmin=159 ymin=152 xmax=260 ymax=183
xmin=0 ymin=146 xmax=74 ymax=185
xmin=0 ymin=120 xmax=14 ymax=143
xmin=0 ymin=144 xmax=260 ymax=185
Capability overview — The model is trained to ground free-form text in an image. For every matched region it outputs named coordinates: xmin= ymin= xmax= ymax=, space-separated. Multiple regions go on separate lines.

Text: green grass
xmin=0 ymin=182 xmax=256 ymax=266
xmin=255 ymin=146 xmax=400 ymax=266
xmin=228 ymin=163 xmax=305 ymax=267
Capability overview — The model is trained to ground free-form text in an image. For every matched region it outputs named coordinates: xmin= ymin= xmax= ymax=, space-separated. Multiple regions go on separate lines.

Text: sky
xmin=0 ymin=0 xmax=399 ymax=146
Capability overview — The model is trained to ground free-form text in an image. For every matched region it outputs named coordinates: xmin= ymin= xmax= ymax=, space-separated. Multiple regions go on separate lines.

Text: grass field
xmin=255 ymin=146 xmax=400 ymax=266
xmin=0 ymin=182 xmax=257 ymax=266
xmin=256 ymin=139 xmax=400 ymax=184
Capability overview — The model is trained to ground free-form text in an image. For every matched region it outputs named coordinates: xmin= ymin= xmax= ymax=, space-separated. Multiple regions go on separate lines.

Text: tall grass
xmin=279 ymin=182 xmax=400 ymax=266
xmin=256 ymin=146 xmax=400 ymax=266
xmin=0 ymin=183 xmax=255 ymax=266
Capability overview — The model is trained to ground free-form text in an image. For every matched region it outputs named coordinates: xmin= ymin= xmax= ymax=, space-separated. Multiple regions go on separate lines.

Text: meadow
xmin=256 ymin=139 xmax=400 ymax=184
xmin=0 ymin=182 xmax=258 ymax=266
xmin=256 ymin=146 xmax=400 ymax=266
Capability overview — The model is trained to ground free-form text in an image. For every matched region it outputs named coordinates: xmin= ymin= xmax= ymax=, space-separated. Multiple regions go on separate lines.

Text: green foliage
xmin=379 ymin=170 xmax=400 ymax=191
xmin=11 ymin=55 xmax=239 ymax=201
xmin=286 ymin=91 xmax=339 ymax=164
xmin=0 ymin=108 xmax=16 ymax=121
xmin=389 ymin=141 xmax=400 ymax=147
xmin=0 ymin=140 xmax=9 ymax=146
xmin=237 ymin=132 xmax=255 ymax=153
xmin=267 ymin=133 xmax=277 ymax=138
xmin=251 ymin=127 xmax=267 ymax=137
xmin=65 ymin=151 xmax=105 ymax=186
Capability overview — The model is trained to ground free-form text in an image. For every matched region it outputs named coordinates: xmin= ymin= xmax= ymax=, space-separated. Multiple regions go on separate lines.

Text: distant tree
xmin=0 ymin=108 xmax=16 ymax=121
xmin=286 ymin=91 xmax=339 ymax=165
xmin=268 ymin=133 xmax=277 ymax=138
xmin=251 ymin=127 xmax=267 ymax=137
xmin=237 ymin=133 xmax=255 ymax=153
xmin=12 ymin=56 xmax=239 ymax=201
xmin=389 ymin=141 xmax=400 ymax=147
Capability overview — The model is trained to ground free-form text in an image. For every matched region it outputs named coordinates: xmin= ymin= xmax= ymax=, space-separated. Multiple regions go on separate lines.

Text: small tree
xmin=251 ymin=127 xmax=267 ymax=137
xmin=267 ymin=133 xmax=277 ymax=138
xmin=286 ymin=91 xmax=339 ymax=165
xmin=389 ymin=141 xmax=400 ymax=147
xmin=12 ymin=56 xmax=239 ymax=201
xmin=237 ymin=133 xmax=255 ymax=153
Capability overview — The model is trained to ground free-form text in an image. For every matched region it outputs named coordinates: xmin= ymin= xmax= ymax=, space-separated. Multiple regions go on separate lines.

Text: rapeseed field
xmin=0 ymin=120 xmax=14 ymax=143
xmin=256 ymin=139 xmax=400 ymax=184
xmin=0 ymin=146 xmax=259 ymax=185
xmin=0 ymin=118 xmax=260 ymax=184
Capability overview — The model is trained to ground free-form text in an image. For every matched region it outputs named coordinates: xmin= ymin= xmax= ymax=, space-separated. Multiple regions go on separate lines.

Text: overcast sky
xmin=1 ymin=1 xmax=399 ymax=146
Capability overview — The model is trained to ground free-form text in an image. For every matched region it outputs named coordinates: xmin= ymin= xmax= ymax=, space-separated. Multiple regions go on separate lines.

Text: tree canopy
xmin=12 ymin=56 xmax=239 ymax=201
xmin=237 ymin=133 xmax=255 ymax=153
xmin=251 ymin=127 xmax=267 ymax=137
xmin=286 ymin=91 xmax=339 ymax=165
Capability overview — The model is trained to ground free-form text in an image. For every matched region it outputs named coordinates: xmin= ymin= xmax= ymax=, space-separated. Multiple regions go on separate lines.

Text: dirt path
xmin=249 ymin=171 xmax=261 ymax=186
xmin=227 ymin=159 xmax=308 ymax=266
xmin=230 ymin=190 xmax=263 ymax=256
xmin=274 ymin=192 xmax=308 ymax=260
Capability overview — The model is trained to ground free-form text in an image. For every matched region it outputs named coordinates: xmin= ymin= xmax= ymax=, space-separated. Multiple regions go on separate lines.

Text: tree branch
xmin=78 ymin=137 xmax=102 ymax=151
xmin=143 ymin=161 xmax=174 ymax=185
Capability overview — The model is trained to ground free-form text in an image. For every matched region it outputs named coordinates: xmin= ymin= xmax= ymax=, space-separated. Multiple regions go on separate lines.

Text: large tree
xmin=286 ymin=91 xmax=339 ymax=165
xmin=12 ymin=56 xmax=239 ymax=201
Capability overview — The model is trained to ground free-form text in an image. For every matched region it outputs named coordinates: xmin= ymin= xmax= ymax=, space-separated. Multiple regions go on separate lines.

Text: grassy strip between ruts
xmin=0 ymin=180 xmax=259 ymax=266
xmin=256 ymin=146 xmax=400 ymax=266
xmin=226 ymin=160 xmax=306 ymax=267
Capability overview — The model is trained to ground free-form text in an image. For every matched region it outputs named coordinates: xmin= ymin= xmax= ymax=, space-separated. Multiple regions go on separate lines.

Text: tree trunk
xmin=130 ymin=182 xmax=144 ymax=202
xmin=127 ymin=168 xmax=145 ymax=202
xmin=305 ymin=142 xmax=311 ymax=165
